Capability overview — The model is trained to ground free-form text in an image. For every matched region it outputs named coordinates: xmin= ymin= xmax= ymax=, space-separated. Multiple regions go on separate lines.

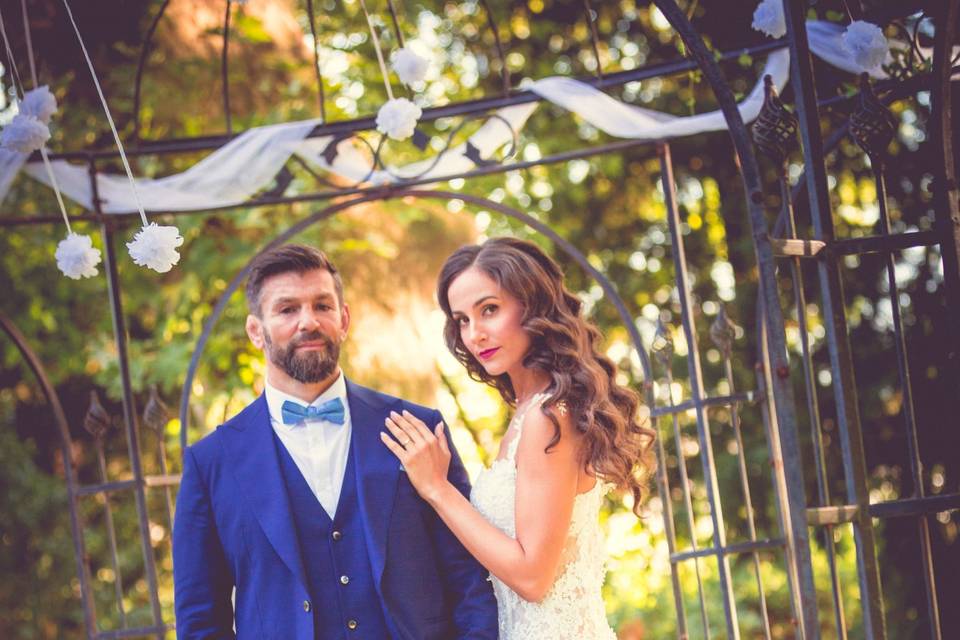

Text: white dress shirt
xmin=264 ymin=373 xmax=352 ymax=518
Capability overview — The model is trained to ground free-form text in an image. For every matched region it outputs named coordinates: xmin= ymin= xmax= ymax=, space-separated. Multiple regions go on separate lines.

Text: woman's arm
xmin=382 ymin=407 xmax=580 ymax=602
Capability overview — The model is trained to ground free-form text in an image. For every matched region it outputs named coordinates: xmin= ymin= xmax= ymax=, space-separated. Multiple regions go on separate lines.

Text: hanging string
xmin=60 ymin=0 xmax=149 ymax=227
xmin=384 ymin=0 xmax=406 ymax=49
xmin=304 ymin=0 xmax=327 ymax=121
xmin=357 ymin=0 xmax=395 ymax=100
xmin=0 ymin=4 xmax=72 ymax=234
xmin=19 ymin=0 xmax=36 ymax=81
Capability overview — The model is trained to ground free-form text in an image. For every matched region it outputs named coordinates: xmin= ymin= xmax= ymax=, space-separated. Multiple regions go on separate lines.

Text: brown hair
xmin=437 ymin=237 xmax=656 ymax=515
xmin=245 ymin=244 xmax=343 ymax=316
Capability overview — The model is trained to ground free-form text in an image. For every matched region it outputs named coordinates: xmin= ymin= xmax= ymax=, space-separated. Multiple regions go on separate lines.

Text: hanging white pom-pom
xmin=20 ymin=86 xmax=58 ymax=124
xmin=126 ymin=222 xmax=184 ymax=273
xmin=376 ymin=98 xmax=422 ymax=141
xmin=391 ymin=47 xmax=429 ymax=87
xmin=841 ymin=20 xmax=889 ymax=73
xmin=55 ymin=232 xmax=102 ymax=279
xmin=1 ymin=114 xmax=51 ymax=154
xmin=751 ymin=0 xmax=786 ymax=39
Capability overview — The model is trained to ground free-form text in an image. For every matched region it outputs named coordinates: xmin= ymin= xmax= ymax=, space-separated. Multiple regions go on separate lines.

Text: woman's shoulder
xmin=516 ymin=395 xmax=580 ymax=457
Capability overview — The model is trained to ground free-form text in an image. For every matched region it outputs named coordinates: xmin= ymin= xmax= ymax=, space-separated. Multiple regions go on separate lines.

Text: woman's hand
xmin=380 ymin=410 xmax=452 ymax=503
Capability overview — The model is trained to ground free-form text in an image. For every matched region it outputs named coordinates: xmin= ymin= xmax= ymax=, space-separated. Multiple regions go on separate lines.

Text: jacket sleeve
xmin=426 ymin=409 xmax=500 ymax=640
xmin=173 ymin=446 xmax=236 ymax=639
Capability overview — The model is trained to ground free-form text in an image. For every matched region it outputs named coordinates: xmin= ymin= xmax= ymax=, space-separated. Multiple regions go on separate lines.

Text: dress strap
xmin=505 ymin=392 xmax=549 ymax=462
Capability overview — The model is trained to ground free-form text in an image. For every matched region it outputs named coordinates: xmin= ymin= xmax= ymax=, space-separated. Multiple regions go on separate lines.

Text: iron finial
xmin=83 ymin=390 xmax=111 ymax=440
xmin=849 ymin=73 xmax=897 ymax=167
xmin=142 ymin=385 xmax=170 ymax=435
xmin=752 ymin=75 xmax=799 ymax=165
xmin=709 ymin=304 xmax=738 ymax=358
xmin=651 ymin=319 xmax=674 ymax=368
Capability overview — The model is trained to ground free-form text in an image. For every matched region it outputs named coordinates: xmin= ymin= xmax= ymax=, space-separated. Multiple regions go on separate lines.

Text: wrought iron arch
xmin=0 ymin=312 xmax=97 ymax=637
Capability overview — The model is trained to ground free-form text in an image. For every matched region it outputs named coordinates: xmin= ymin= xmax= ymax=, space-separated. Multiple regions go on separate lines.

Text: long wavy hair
xmin=437 ymin=237 xmax=656 ymax=515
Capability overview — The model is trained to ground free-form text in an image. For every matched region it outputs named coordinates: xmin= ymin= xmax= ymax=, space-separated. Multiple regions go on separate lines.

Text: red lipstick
xmin=478 ymin=347 xmax=500 ymax=360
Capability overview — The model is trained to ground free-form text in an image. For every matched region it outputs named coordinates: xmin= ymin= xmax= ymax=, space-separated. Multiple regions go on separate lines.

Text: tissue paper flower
xmin=126 ymin=222 xmax=184 ymax=273
xmin=391 ymin=48 xmax=429 ymax=86
xmin=376 ymin=98 xmax=423 ymax=141
xmin=20 ymin=86 xmax=58 ymax=124
xmin=1 ymin=114 xmax=50 ymax=153
xmin=751 ymin=0 xmax=786 ymax=39
xmin=55 ymin=232 xmax=101 ymax=279
xmin=842 ymin=20 xmax=889 ymax=73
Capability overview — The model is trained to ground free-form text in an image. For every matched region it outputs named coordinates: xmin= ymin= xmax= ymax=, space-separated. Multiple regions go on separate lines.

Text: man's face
xmin=246 ymin=269 xmax=349 ymax=385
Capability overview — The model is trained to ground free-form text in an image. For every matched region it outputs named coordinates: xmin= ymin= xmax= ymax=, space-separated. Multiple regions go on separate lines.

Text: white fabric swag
xmin=0 ymin=21 xmax=907 ymax=215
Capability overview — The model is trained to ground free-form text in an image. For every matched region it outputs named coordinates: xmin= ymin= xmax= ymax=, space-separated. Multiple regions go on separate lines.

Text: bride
xmin=380 ymin=236 xmax=656 ymax=639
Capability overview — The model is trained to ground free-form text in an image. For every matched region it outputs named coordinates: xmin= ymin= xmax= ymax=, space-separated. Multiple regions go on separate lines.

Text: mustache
xmin=289 ymin=331 xmax=333 ymax=349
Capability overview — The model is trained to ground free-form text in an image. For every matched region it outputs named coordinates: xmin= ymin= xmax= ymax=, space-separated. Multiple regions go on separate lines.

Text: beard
xmin=264 ymin=330 xmax=341 ymax=383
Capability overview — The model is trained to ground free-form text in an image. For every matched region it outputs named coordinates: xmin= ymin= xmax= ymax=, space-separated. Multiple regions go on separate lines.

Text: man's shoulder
xmin=185 ymin=394 xmax=265 ymax=461
xmin=347 ymin=381 xmax=439 ymax=419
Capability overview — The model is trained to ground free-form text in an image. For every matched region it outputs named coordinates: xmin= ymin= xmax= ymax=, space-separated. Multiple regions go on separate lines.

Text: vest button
xmin=303 ymin=600 xmax=311 ymax=612
xmin=332 ymin=530 xmax=342 ymax=541
xmin=340 ymin=575 xmax=350 ymax=585
xmin=347 ymin=619 xmax=358 ymax=630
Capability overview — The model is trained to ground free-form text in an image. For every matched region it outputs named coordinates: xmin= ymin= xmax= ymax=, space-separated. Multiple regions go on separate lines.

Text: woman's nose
xmin=468 ymin=323 xmax=486 ymax=346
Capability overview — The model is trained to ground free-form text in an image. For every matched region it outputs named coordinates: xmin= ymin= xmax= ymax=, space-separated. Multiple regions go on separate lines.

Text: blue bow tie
xmin=280 ymin=397 xmax=346 ymax=426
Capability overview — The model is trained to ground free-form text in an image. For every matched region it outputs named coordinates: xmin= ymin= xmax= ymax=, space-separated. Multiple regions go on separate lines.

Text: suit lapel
xmin=346 ymin=380 xmax=402 ymax=584
xmin=221 ymin=395 xmax=309 ymax=591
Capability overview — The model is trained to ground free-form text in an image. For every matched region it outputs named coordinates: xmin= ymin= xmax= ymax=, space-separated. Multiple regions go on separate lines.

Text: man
xmin=173 ymin=244 xmax=498 ymax=639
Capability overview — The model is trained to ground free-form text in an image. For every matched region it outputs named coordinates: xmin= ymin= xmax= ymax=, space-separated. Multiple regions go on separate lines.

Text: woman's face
xmin=446 ymin=266 xmax=530 ymax=378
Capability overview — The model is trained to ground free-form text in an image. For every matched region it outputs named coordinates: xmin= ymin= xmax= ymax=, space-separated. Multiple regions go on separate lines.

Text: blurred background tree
xmin=0 ymin=0 xmax=956 ymax=638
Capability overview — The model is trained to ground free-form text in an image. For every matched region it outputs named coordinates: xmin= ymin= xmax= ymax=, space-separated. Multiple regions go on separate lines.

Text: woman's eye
xmin=457 ymin=316 xmax=468 ymax=326
xmin=482 ymin=304 xmax=498 ymax=315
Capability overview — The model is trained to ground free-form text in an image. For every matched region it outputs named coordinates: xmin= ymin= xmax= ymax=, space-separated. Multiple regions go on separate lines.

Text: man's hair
xmin=245 ymin=244 xmax=343 ymax=316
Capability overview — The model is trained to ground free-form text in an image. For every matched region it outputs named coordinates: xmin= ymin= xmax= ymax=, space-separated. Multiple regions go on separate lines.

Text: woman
xmin=380 ymin=237 xmax=656 ymax=639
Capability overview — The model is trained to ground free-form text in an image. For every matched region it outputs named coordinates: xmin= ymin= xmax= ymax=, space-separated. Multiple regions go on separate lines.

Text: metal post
xmin=651 ymin=3 xmax=819 ymax=635
xmin=712 ymin=308 xmax=772 ymax=639
xmin=655 ymin=328 xmax=712 ymax=638
xmin=778 ymin=174 xmax=847 ymax=639
xmin=929 ymin=0 xmax=960 ymax=391
xmin=660 ymin=142 xmax=739 ymax=638
xmin=90 ymin=156 xmax=165 ymax=637
xmin=650 ymin=411 xmax=690 ymax=639
xmin=781 ymin=2 xmax=886 ymax=636
xmin=873 ymin=167 xmax=941 ymax=639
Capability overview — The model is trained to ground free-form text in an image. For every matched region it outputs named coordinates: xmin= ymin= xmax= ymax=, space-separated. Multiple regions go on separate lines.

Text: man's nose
xmin=298 ymin=308 xmax=322 ymax=331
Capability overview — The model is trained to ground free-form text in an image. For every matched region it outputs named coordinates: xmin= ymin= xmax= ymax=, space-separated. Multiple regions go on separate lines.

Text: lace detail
xmin=470 ymin=393 xmax=617 ymax=640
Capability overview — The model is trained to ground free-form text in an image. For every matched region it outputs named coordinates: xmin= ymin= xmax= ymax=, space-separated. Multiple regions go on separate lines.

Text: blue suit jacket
xmin=173 ymin=380 xmax=498 ymax=639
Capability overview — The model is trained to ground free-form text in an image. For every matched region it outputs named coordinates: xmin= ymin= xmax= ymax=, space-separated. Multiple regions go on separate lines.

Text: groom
xmin=173 ymin=244 xmax=498 ymax=639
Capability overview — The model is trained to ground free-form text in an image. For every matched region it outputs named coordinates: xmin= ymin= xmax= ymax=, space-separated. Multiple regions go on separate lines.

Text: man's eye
xmin=316 ymin=304 xmax=331 ymax=311
xmin=279 ymin=307 xmax=295 ymax=314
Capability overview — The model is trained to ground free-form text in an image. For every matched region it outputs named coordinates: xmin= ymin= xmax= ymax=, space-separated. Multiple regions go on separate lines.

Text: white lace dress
xmin=469 ymin=393 xmax=617 ymax=640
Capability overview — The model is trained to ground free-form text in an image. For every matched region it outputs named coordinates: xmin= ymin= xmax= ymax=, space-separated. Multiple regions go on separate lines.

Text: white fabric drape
xmin=24 ymin=118 xmax=323 ymax=213
xmin=527 ymin=49 xmax=789 ymax=140
xmin=1 ymin=20 xmax=924 ymax=215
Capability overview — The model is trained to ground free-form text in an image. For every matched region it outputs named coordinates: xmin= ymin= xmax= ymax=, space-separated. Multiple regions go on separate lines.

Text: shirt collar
xmin=264 ymin=371 xmax=349 ymax=427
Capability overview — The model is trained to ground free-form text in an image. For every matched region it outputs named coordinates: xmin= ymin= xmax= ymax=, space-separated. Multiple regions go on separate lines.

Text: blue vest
xmin=274 ymin=431 xmax=391 ymax=639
